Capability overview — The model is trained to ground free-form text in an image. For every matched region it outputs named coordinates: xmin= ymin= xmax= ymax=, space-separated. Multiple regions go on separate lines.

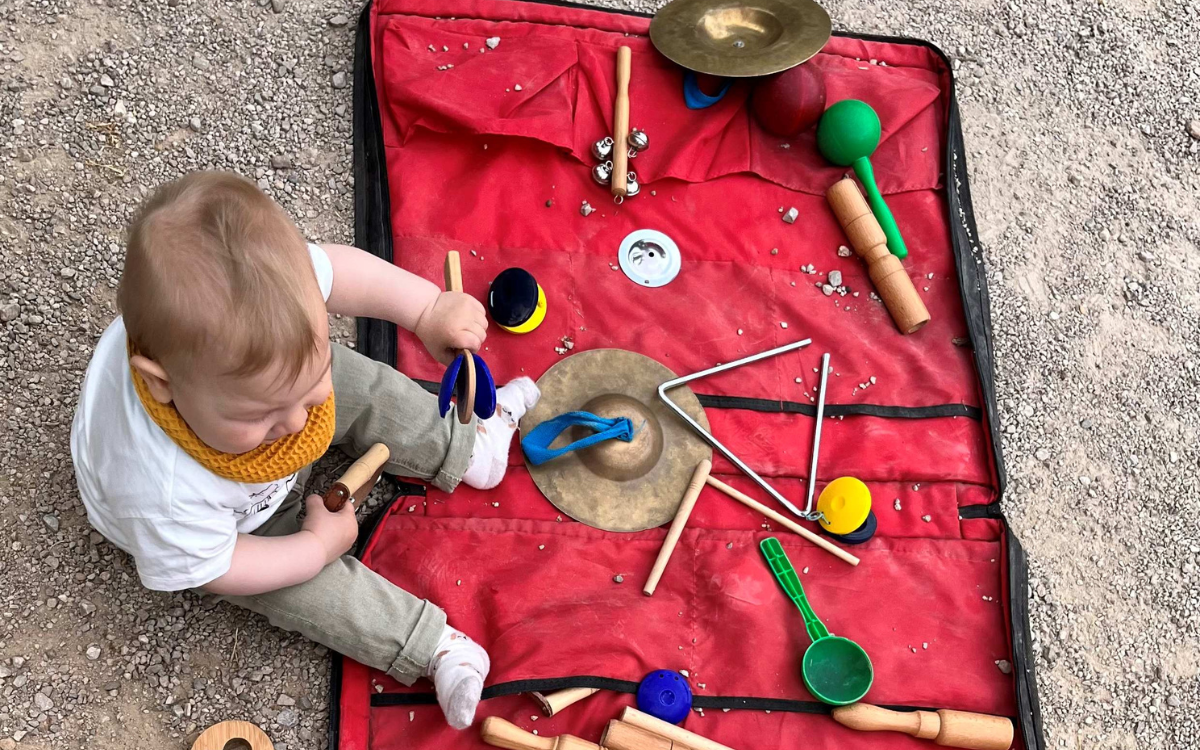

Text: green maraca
xmin=817 ymin=99 xmax=907 ymax=259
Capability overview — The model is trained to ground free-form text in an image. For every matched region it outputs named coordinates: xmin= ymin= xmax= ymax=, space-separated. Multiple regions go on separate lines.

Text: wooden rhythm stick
xmin=191 ymin=721 xmax=274 ymax=750
xmin=826 ymin=178 xmax=930 ymax=334
xmin=704 ymin=476 xmax=860 ymax=566
xmin=322 ymin=443 xmax=390 ymax=512
xmin=619 ymin=708 xmax=738 ymax=750
xmin=444 ymin=251 xmax=476 ymax=424
xmin=531 ymin=687 xmax=600 ymax=717
xmin=832 ymin=703 xmax=1014 ymax=750
xmin=481 ymin=717 xmax=600 ymax=750
xmin=644 ymin=459 xmax=712 ymax=596
xmin=611 ymin=46 xmax=632 ymax=198
xmin=602 ymin=720 xmax=675 ymax=750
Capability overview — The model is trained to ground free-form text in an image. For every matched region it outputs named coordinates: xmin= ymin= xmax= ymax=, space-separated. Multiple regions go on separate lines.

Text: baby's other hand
xmin=301 ymin=495 xmax=359 ymax=565
xmin=415 ymin=291 xmax=487 ymax=365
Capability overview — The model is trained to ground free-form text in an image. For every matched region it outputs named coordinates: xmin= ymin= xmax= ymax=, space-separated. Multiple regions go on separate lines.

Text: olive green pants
xmin=219 ymin=344 xmax=476 ymax=685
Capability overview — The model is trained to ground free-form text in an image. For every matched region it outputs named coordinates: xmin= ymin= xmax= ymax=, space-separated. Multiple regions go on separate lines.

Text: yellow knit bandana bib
xmin=129 ymin=356 xmax=336 ymax=484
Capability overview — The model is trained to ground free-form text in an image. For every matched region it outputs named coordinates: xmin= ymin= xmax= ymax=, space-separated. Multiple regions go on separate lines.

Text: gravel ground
xmin=0 ymin=0 xmax=1197 ymax=748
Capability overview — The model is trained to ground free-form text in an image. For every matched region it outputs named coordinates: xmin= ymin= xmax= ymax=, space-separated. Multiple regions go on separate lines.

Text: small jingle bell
xmin=592 ymin=160 xmax=613 ymax=186
xmin=625 ymin=171 xmax=640 ymax=198
xmin=591 ymin=136 xmax=614 ymax=162
xmin=629 ymin=128 xmax=650 ymax=153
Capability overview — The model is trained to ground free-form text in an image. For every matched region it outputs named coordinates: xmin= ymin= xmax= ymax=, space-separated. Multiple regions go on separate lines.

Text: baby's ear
xmin=130 ymin=355 xmax=174 ymax=404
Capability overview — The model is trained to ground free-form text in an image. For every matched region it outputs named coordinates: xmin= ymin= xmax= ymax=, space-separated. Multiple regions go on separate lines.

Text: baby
xmin=70 ymin=171 xmax=539 ymax=729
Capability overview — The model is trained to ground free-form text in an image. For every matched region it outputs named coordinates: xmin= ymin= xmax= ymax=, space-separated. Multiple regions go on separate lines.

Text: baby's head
xmin=120 ymin=171 xmax=332 ymax=455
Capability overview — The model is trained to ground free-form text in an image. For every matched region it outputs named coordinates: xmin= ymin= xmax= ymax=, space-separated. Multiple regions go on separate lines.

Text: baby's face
xmin=172 ymin=328 xmax=333 ymax=456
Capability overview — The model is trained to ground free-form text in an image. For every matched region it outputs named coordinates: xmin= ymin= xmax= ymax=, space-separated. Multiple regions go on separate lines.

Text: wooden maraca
xmin=826 ymin=178 xmax=930 ymax=334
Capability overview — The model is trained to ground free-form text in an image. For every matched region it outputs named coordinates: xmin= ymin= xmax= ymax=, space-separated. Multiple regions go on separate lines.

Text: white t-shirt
xmin=70 ymin=244 xmax=334 ymax=592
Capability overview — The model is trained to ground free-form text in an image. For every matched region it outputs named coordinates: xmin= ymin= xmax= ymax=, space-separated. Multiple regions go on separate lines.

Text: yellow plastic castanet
xmin=817 ymin=477 xmax=872 ymax=535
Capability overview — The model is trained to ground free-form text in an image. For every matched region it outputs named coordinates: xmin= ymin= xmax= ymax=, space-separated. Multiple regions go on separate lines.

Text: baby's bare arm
xmin=203 ymin=495 xmax=358 ymax=596
xmin=322 ymin=243 xmax=487 ymax=365
xmin=322 ymin=243 xmax=440 ymax=331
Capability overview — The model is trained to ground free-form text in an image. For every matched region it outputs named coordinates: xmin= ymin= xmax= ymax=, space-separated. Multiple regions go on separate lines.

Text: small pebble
xmin=922 ymin=514 xmax=932 ymax=522
xmin=613 ymin=575 xmax=623 ymax=583
xmin=514 ymin=84 xmax=523 ymax=91
xmin=894 ymin=498 xmax=902 ymax=511
xmin=782 ymin=207 xmax=799 ymax=224
xmin=486 ymin=37 xmax=501 ymax=49
xmin=822 ymin=285 xmax=834 ymax=296
xmin=770 ymin=248 xmax=778 ymax=255
xmin=996 ymin=660 xmax=1012 ymax=674
xmin=828 ymin=270 xmax=843 ymax=286
xmin=837 ymin=245 xmax=852 ymax=257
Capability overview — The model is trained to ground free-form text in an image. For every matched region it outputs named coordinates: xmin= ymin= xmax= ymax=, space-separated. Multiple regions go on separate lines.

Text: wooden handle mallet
xmin=826 ymin=178 xmax=930 ymax=334
xmin=704 ymin=476 xmax=860 ymax=566
xmin=644 ymin=459 xmax=712 ymax=596
xmin=831 ymin=703 xmax=1014 ymax=750
xmin=191 ymin=721 xmax=273 ymax=750
xmin=444 ymin=251 xmax=476 ymax=424
xmin=481 ymin=717 xmax=600 ymax=750
xmin=611 ymin=46 xmax=632 ymax=198
xmin=619 ymin=708 xmax=738 ymax=750
xmin=322 ymin=443 xmax=390 ymax=512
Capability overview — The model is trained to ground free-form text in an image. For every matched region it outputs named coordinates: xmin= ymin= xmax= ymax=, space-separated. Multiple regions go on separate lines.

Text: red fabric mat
xmin=337 ymin=0 xmax=1029 ymax=748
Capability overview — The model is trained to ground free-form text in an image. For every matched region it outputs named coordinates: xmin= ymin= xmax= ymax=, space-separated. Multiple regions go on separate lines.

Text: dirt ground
xmin=0 ymin=0 xmax=1197 ymax=748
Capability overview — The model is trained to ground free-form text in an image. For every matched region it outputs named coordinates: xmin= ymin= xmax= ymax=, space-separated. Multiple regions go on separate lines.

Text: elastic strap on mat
xmin=368 ymin=676 xmax=956 ymax=716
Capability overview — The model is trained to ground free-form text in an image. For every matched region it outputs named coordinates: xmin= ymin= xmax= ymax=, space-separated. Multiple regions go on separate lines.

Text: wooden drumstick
xmin=191 ymin=721 xmax=274 ymax=750
xmin=644 ymin=459 xmax=712 ymax=596
xmin=832 ymin=703 xmax=1014 ymax=750
xmin=531 ymin=687 xmax=600 ymax=717
xmin=619 ymin=708 xmax=738 ymax=750
xmin=826 ymin=178 xmax=930 ymax=334
xmin=611 ymin=46 xmax=632 ymax=198
xmin=481 ymin=717 xmax=600 ymax=750
xmin=323 ymin=443 xmax=391 ymax=512
xmin=444 ymin=251 xmax=476 ymax=424
xmin=705 ymin=476 xmax=860 ymax=566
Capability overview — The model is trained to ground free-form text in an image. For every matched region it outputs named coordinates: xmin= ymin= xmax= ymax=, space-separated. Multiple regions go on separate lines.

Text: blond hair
xmin=119 ymin=171 xmax=324 ymax=382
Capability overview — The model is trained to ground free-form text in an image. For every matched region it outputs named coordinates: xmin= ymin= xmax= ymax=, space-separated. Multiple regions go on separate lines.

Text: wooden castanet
xmin=831 ymin=703 xmax=1014 ymax=750
xmin=611 ymin=46 xmax=632 ymax=198
xmin=826 ymin=178 xmax=930 ymax=334
xmin=619 ymin=708 xmax=738 ymax=750
xmin=444 ymin=251 xmax=476 ymax=424
xmin=531 ymin=687 xmax=600 ymax=717
xmin=644 ymin=459 xmax=712 ymax=596
xmin=323 ymin=443 xmax=391 ymax=512
xmin=191 ymin=721 xmax=273 ymax=750
xmin=602 ymin=720 xmax=674 ymax=750
xmin=481 ymin=717 xmax=600 ymax=750
xmin=704 ymin=476 xmax=860 ymax=566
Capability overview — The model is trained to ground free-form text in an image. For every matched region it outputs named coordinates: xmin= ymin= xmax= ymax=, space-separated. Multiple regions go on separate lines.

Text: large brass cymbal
xmin=650 ymin=0 xmax=832 ymax=78
xmin=522 ymin=349 xmax=712 ymax=532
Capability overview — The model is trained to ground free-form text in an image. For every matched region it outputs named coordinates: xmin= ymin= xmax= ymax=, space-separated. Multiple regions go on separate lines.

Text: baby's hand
xmin=415 ymin=291 xmax=487 ymax=366
xmin=301 ymin=495 xmax=359 ymax=565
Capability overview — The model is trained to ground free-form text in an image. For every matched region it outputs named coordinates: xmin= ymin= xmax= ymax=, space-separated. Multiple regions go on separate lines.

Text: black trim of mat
xmin=343 ymin=2 xmax=1041 ymax=749
xmin=408 ymin=378 xmax=982 ymax=420
xmin=353 ymin=1 xmax=399 ymax=369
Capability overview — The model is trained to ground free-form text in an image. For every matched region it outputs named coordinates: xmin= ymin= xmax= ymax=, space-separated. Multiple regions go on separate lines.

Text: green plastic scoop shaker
xmin=760 ymin=537 xmax=874 ymax=705
xmin=817 ymin=99 xmax=908 ymax=259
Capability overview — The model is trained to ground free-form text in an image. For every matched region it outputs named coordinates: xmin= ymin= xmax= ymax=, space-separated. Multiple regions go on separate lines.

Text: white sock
xmin=425 ymin=624 xmax=491 ymax=730
xmin=461 ymin=377 xmax=540 ymax=490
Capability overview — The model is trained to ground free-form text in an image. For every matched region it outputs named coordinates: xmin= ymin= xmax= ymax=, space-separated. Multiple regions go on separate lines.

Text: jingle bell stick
xmin=826 ymin=178 xmax=930 ymax=334
xmin=612 ymin=46 xmax=632 ymax=198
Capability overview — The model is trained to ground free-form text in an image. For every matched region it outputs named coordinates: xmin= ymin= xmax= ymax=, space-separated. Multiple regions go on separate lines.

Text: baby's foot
xmin=462 ymin=377 xmax=540 ymax=490
xmin=425 ymin=624 xmax=491 ymax=730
